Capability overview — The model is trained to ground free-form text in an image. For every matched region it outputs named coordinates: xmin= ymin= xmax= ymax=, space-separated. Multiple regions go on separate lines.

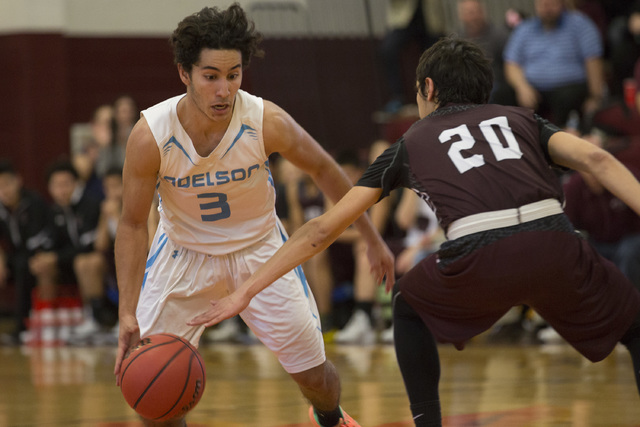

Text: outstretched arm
xmin=188 ymin=186 xmax=387 ymax=327
xmin=262 ymin=101 xmax=394 ymax=284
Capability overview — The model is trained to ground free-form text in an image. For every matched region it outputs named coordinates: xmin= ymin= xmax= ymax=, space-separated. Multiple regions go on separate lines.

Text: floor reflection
xmin=0 ymin=340 xmax=638 ymax=426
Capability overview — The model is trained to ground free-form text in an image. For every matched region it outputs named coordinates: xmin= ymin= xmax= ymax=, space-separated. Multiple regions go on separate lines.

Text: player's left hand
xmin=187 ymin=291 xmax=250 ymax=328
xmin=363 ymin=238 xmax=396 ymax=293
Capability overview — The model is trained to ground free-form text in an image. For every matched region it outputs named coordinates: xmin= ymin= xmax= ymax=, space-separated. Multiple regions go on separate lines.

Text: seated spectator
xmin=394 ymin=189 xmax=443 ymax=277
xmin=93 ymin=167 xmax=125 ymax=332
xmin=0 ymin=160 xmax=50 ymax=345
xmin=504 ymin=0 xmax=605 ymax=129
xmin=287 ymin=165 xmax=335 ymax=332
xmin=456 ymin=0 xmax=515 ymax=106
xmin=608 ymin=1 xmax=640 ymax=98
xmin=378 ymin=0 xmax=445 ymax=115
xmin=71 ymin=103 xmax=114 ymax=201
xmin=377 ymin=187 xmax=443 ymax=344
xmin=95 ymin=95 xmax=138 ymax=178
xmin=332 ymin=142 xmax=405 ymax=344
xmin=95 ymin=167 xmax=123 ymax=255
xmin=27 ymin=160 xmax=107 ymax=345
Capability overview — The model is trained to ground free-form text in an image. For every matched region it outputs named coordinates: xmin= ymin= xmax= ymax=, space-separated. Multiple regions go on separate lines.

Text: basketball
xmin=119 ymin=333 xmax=206 ymax=421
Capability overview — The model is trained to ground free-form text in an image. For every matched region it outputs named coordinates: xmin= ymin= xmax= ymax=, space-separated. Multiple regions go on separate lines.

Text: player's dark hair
xmin=170 ymin=3 xmax=264 ymax=74
xmin=416 ymin=36 xmax=493 ymax=106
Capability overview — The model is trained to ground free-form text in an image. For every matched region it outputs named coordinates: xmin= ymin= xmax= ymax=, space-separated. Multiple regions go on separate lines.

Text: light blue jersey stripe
xmin=276 ymin=223 xmax=311 ymax=299
xmin=142 ymin=233 xmax=169 ymax=289
xmin=276 ymin=224 xmax=320 ymax=329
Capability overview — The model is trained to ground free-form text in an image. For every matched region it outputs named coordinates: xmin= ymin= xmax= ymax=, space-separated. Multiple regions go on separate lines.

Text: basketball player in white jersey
xmin=112 ymin=4 xmax=394 ymax=427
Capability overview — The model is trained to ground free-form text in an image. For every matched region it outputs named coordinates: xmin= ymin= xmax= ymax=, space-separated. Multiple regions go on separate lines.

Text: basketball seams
xmin=133 ymin=344 xmax=189 ymax=410
xmin=154 ymin=351 xmax=195 ymax=420
xmin=120 ymin=333 xmax=206 ymax=421
xmin=172 ymin=335 xmax=206 ymax=380
xmin=120 ymin=336 xmax=180 ymax=385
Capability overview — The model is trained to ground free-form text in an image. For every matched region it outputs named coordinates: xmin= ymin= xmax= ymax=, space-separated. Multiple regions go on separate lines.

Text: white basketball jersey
xmin=142 ymin=90 xmax=277 ymax=255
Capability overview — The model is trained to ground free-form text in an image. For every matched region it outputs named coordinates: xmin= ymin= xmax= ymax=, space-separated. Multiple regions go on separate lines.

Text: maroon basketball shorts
xmin=399 ymin=215 xmax=640 ymax=362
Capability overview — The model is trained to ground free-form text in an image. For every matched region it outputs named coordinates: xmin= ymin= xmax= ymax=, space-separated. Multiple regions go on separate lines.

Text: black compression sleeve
xmin=535 ymin=114 xmax=565 ymax=167
xmin=356 ymin=139 xmax=410 ymax=200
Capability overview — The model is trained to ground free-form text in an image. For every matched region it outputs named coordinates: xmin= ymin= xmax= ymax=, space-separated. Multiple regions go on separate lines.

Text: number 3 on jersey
xmin=198 ymin=192 xmax=231 ymax=221
xmin=439 ymin=116 xmax=523 ymax=174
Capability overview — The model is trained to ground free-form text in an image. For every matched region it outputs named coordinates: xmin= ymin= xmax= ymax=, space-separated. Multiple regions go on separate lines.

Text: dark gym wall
xmin=0 ymin=33 xmax=385 ymax=196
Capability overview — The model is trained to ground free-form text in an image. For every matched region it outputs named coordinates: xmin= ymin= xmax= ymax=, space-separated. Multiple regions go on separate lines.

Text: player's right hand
xmin=187 ymin=290 xmax=251 ymax=328
xmin=114 ymin=314 xmax=140 ymax=386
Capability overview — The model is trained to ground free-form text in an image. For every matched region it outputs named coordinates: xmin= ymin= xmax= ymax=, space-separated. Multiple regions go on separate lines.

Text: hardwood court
xmin=0 ymin=339 xmax=638 ymax=427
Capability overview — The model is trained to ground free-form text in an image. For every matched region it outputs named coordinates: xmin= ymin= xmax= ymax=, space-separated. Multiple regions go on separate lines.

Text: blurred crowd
xmin=0 ymin=95 xmax=139 ymax=346
xmin=3 ymin=0 xmax=640 ymax=347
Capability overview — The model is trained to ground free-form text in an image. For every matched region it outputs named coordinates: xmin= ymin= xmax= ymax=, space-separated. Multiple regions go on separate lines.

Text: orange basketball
xmin=119 ymin=333 xmax=206 ymax=421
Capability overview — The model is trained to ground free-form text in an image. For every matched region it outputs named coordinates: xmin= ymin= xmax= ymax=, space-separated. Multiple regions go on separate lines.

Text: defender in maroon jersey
xmin=189 ymin=37 xmax=640 ymax=426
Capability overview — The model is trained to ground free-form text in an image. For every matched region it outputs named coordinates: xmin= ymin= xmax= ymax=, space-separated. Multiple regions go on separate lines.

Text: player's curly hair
xmin=416 ymin=36 xmax=493 ymax=106
xmin=170 ymin=3 xmax=264 ymax=73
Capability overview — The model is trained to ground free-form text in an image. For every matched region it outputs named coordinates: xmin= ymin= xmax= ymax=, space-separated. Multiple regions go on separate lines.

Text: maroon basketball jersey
xmin=358 ymin=104 xmax=565 ymax=230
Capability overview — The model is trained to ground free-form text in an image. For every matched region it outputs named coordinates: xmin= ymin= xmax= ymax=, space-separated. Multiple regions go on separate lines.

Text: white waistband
xmin=446 ymin=198 xmax=563 ymax=240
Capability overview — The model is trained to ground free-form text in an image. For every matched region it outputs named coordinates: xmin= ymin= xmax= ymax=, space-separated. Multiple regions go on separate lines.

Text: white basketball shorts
xmin=137 ymin=220 xmax=326 ymax=374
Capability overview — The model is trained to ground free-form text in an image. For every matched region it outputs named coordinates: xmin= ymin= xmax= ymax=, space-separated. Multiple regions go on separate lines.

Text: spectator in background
xmin=27 ymin=160 xmax=107 ymax=345
xmin=287 ymin=166 xmax=335 ymax=333
xmin=504 ymin=0 xmax=605 ymax=129
xmin=333 ymin=141 xmax=405 ymax=344
xmin=378 ymin=0 xmax=445 ymax=115
xmin=0 ymin=160 xmax=50 ymax=345
xmin=330 ymin=149 xmax=373 ymax=343
xmin=93 ymin=166 xmax=125 ymax=334
xmin=608 ymin=1 xmax=640 ymax=98
xmin=95 ymin=95 xmax=138 ymax=178
xmin=95 ymin=167 xmax=124 ymax=256
xmin=504 ymin=8 xmax=527 ymax=31
xmin=273 ymin=156 xmax=303 ymax=235
xmin=381 ymin=188 xmax=443 ymax=343
xmin=456 ymin=0 xmax=515 ymax=106
xmin=393 ymin=190 xmax=442 ymax=277
xmin=72 ymin=103 xmax=114 ymax=201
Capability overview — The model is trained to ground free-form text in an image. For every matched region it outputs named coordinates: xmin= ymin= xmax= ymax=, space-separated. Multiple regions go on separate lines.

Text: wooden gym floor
xmin=0 ymin=335 xmax=639 ymax=427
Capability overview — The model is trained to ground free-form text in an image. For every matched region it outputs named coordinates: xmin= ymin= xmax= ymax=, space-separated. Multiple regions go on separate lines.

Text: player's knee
xmin=392 ymin=291 xmax=419 ymax=322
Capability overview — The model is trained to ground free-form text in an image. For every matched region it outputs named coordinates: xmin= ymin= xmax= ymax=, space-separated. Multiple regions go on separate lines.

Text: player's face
xmin=182 ymin=49 xmax=243 ymax=124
